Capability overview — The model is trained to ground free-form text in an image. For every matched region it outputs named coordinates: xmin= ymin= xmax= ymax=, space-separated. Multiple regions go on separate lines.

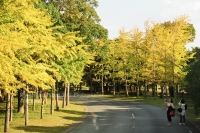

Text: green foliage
xmin=0 ymin=0 xmax=94 ymax=93
xmin=186 ymin=23 xmax=196 ymax=42
xmin=87 ymin=15 xmax=196 ymax=97
xmin=0 ymin=0 xmax=7 ymax=6
xmin=35 ymin=0 xmax=68 ymax=34
xmin=51 ymin=0 xmax=108 ymax=43
xmin=185 ymin=47 xmax=200 ymax=114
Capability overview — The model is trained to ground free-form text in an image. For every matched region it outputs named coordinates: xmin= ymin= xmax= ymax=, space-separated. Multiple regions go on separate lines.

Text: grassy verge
xmin=0 ymin=98 xmax=84 ymax=133
xmin=103 ymin=94 xmax=200 ymax=128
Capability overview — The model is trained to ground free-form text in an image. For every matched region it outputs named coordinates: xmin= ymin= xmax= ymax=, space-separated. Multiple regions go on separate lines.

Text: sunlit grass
xmin=0 ymin=98 xmax=84 ymax=133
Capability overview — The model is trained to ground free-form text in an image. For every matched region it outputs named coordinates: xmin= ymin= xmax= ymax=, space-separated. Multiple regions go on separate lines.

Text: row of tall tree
xmin=91 ymin=16 xmax=195 ymax=98
xmin=0 ymin=0 xmax=108 ymax=132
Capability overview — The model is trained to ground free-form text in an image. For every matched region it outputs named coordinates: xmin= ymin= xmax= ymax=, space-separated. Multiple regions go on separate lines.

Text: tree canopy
xmin=185 ymin=47 xmax=200 ymax=114
xmin=0 ymin=0 xmax=198 ymax=105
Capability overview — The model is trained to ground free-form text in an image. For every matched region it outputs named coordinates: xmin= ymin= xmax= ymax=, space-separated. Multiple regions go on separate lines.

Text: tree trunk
xmin=66 ymin=82 xmax=70 ymax=106
xmin=18 ymin=89 xmax=24 ymax=113
xmin=125 ymin=78 xmax=128 ymax=96
xmin=124 ymin=69 xmax=129 ymax=96
xmin=101 ymin=71 xmax=104 ymax=96
xmin=41 ymin=92 xmax=44 ymax=119
xmin=32 ymin=93 xmax=35 ymax=111
xmin=143 ymin=81 xmax=146 ymax=99
xmin=39 ymin=88 xmax=41 ymax=99
xmin=129 ymin=84 xmax=132 ymax=93
xmin=4 ymin=93 xmax=10 ymax=133
xmin=154 ymin=83 xmax=156 ymax=100
xmin=44 ymin=91 xmax=47 ymax=104
xmin=50 ymin=88 xmax=54 ymax=114
xmin=9 ymin=94 xmax=13 ymax=122
xmin=147 ymin=84 xmax=149 ymax=92
xmin=55 ymin=81 xmax=59 ymax=111
xmin=90 ymin=71 xmax=93 ymax=94
xmin=173 ymin=84 xmax=178 ymax=103
xmin=25 ymin=87 xmax=28 ymax=126
xmin=136 ymin=82 xmax=139 ymax=98
xmin=36 ymin=87 xmax=38 ymax=99
xmin=116 ymin=82 xmax=120 ymax=93
xmin=62 ymin=84 xmax=66 ymax=108
xmin=80 ymin=83 xmax=82 ymax=91
xmin=113 ymin=80 xmax=116 ymax=96
xmin=160 ymin=84 xmax=164 ymax=98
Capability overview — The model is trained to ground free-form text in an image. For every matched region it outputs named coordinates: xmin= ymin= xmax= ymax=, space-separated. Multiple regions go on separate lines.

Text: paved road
xmin=63 ymin=96 xmax=200 ymax=133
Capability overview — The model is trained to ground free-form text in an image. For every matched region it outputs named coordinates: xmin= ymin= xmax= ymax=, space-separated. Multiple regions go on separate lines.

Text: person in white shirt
xmin=178 ymin=99 xmax=186 ymax=125
xmin=164 ymin=98 xmax=174 ymax=126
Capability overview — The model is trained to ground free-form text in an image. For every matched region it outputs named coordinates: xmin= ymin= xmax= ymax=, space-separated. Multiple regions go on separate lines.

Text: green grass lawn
xmin=0 ymin=98 xmax=84 ymax=133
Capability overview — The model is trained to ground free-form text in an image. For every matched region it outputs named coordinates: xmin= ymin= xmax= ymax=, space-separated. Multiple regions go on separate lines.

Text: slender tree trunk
xmin=44 ymin=91 xmax=47 ymax=104
xmin=147 ymin=84 xmax=149 ymax=92
xmin=154 ymin=83 xmax=156 ymax=100
xmin=144 ymin=81 xmax=147 ymax=99
xmin=9 ymin=94 xmax=13 ymax=122
xmin=124 ymin=69 xmax=129 ymax=96
xmin=32 ymin=93 xmax=35 ymax=111
xmin=4 ymin=93 xmax=10 ymax=133
xmin=41 ymin=92 xmax=44 ymax=119
xmin=36 ymin=87 xmax=38 ymax=99
xmin=113 ymin=80 xmax=116 ymax=96
xmin=101 ymin=71 xmax=104 ymax=96
xmin=39 ymin=88 xmax=41 ymax=99
xmin=80 ymin=83 xmax=82 ymax=91
xmin=177 ymin=84 xmax=179 ymax=99
xmin=139 ymin=84 xmax=142 ymax=96
xmin=125 ymin=77 xmax=128 ymax=96
xmin=18 ymin=89 xmax=24 ymax=113
xmin=136 ymin=81 xmax=139 ymax=98
xmin=90 ymin=71 xmax=93 ymax=94
xmin=17 ymin=90 xmax=20 ymax=112
xmin=62 ymin=84 xmax=66 ymax=108
xmin=116 ymin=82 xmax=120 ymax=93
xmin=55 ymin=81 xmax=59 ymax=111
xmin=129 ymin=84 xmax=132 ymax=93
xmin=173 ymin=84 xmax=177 ymax=103
xmin=66 ymin=82 xmax=70 ymax=106
xmin=164 ymin=84 xmax=167 ymax=98
xmin=106 ymin=83 xmax=109 ymax=93
xmin=50 ymin=89 xmax=54 ymax=114
xmin=25 ymin=86 xmax=28 ymax=126
xmin=161 ymin=84 xmax=164 ymax=98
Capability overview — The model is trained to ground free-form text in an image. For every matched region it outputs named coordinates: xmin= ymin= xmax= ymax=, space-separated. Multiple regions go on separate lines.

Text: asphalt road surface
xmin=63 ymin=96 xmax=200 ymax=133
